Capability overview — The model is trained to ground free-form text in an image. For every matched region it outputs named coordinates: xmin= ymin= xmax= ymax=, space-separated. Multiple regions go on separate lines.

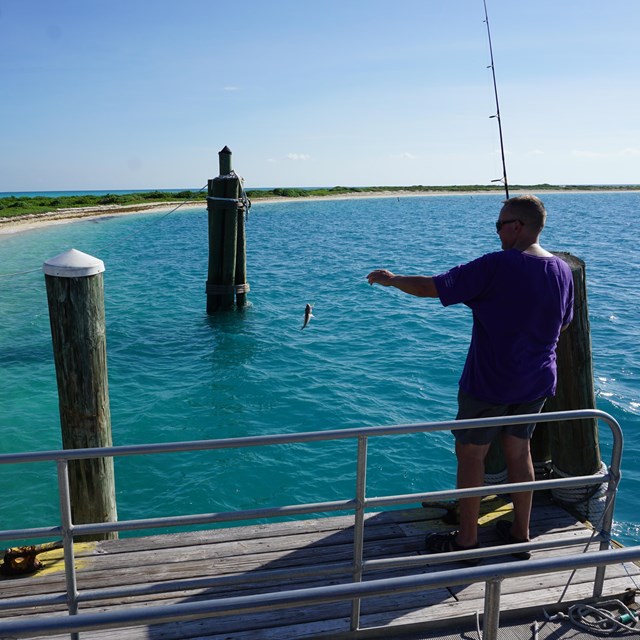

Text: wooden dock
xmin=1 ymin=495 xmax=639 ymax=639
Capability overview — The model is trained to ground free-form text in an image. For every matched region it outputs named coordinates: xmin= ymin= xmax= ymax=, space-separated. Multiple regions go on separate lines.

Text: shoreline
xmin=0 ymin=188 xmax=636 ymax=235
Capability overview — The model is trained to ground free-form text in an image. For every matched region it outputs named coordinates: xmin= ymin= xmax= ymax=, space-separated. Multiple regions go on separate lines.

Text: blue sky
xmin=1 ymin=0 xmax=638 ymax=190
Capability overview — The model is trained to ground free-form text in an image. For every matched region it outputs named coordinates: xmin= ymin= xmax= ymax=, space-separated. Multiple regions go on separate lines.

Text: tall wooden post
xmin=544 ymin=253 xmax=601 ymax=476
xmin=43 ymin=249 xmax=117 ymax=541
xmin=206 ymin=146 xmax=250 ymax=312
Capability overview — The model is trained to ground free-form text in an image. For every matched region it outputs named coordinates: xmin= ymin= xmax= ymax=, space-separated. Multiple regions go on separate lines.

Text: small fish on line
xmin=301 ymin=304 xmax=314 ymax=330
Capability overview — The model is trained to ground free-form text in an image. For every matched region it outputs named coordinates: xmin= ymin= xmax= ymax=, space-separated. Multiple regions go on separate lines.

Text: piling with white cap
xmin=43 ymin=249 xmax=117 ymax=540
xmin=42 ymin=247 xmax=105 ymax=278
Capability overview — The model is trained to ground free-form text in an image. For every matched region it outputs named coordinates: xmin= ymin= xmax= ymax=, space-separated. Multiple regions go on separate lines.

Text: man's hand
xmin=367 ymin=269 xmax=396 ymax=286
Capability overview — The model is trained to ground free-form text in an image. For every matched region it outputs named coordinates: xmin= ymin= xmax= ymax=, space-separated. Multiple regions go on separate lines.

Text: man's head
xmin=500 ymin=194 xmax=547 ymax=232
xmin=496 ymin=195 xmax=547 ymax=251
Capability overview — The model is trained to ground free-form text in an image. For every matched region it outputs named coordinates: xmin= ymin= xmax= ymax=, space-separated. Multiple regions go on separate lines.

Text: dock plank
xmin=1 ymin=498 xmax=638 ymax=640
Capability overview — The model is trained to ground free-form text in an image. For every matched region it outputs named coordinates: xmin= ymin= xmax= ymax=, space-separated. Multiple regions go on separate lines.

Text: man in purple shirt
xmin=367 ymin=195 xmax=573 ymax=560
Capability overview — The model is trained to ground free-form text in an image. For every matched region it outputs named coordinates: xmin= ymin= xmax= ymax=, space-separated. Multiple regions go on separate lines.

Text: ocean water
xmin=0 ymin=192 xmax=638 ymax=546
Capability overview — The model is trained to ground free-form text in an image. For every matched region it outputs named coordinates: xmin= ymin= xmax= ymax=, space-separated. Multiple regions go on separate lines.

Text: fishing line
xmin=482 ymin=0 xmax=509 ymax=199
xmin=0 ymin=186 xmax=209 ymax=279
xmin=0 ymin=265 xmax=41 ymax=279
xmin=92 ymin=184 xmax=209 ymax=256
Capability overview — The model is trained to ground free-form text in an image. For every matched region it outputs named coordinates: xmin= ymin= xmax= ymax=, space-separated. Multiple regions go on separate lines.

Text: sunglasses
xmin=495 ymin=218 xmax=523 ymax=232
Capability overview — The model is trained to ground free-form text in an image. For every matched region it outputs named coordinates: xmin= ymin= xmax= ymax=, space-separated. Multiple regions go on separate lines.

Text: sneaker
xmin=425 ymin=530 xmax=479 ymax=565
xmin=495 ymin=519 xmax=531 ymax=560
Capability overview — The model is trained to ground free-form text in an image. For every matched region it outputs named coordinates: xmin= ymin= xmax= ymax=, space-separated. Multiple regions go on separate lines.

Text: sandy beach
xmin=0 ymin=188 xmax=635 ymax=236
xmin=0 ymin=190 xmax=465 ymax=235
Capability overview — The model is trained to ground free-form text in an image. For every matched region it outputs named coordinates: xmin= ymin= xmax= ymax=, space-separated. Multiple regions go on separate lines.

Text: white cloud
xmin=287 ymin=153 xmax=311 ymax=161
xmin=527 ymin=149 xmax=545 ymax=156
xmin=267 ymin=158 xmax=277 ymax=164
xmin=223 ymin=86 xmax=239 ymax=92
xmin=389 ymin=152 xmax=417 ymax=160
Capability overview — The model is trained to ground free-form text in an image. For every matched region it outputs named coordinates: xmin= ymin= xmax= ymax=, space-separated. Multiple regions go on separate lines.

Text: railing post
xmin=594 ymin=414 xmax=624 ymax=596
xmin=57 ymin=459 xmax=80 ymax=640
xmin=350 ymin=435 xmax=368 ymax=631
xmin=483 ymin=577 xmax=502 ymax=640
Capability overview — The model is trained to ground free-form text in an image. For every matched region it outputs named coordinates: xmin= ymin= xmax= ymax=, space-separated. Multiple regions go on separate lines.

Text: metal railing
xmin=0 ymin=409 xmax=630 ymax=640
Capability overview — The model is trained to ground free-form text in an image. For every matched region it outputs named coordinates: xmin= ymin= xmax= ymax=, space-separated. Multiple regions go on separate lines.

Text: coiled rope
xmin=568 ymin=600 xmax=638 ymax=634
xmin=551 ymin=460 xmax=609 ymax=524
xmin=546 ymin=599 xmax=639 ymax=635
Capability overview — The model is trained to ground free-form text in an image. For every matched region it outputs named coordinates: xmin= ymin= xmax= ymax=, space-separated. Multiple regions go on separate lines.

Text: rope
xmin=567 ymin=599 xmax=638 ymax=635
xmin=93 ymin=184 xmax=208 ymax=256
xmin=0 ymin=265 xmax=41 ymax=279
xmin=207 ymin=197 xmax=245 ymax=203
xmin=0 ymin=186 xmax=209 ymax=279
xmin=2 ymin=173 xmax=251 ymax=280
xmin=205 ymin=282 xmax=250 ymax=295
xmin=206 ymin=170 xmax=252 ymax=219
xmin=551 ymin=460 xmax=608 ymax=523
xmin=483 ymin=469 xmax=507 ymax=485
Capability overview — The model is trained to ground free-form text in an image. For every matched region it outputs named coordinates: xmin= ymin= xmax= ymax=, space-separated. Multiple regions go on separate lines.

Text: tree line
xmin=1 ymin=184 xmax=637 ymax=219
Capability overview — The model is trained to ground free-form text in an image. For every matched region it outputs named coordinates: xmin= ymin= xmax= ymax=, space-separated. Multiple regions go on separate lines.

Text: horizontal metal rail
xmin=0 ymin=473 xmax=609 ymax=544
xmin=0 ymin=409 xmax=622 ymax=464
xmin=1 ymin=546 xmax=639 ymax=639
xmin=0 ymin=409 xmax=624 ymax=639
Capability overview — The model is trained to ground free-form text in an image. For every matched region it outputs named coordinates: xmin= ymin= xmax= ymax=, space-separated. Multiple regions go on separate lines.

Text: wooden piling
xmin=43 ymin=249 xmax=117 ymax=541
xmin=206 ymin=146 xmax=250 ymax=312
xmin=544 ymin=253 xmax=601 ymax=476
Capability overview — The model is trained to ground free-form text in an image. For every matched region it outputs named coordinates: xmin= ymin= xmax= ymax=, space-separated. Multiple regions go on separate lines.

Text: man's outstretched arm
xmin=367 ymin=269 xmax=438 ymax=298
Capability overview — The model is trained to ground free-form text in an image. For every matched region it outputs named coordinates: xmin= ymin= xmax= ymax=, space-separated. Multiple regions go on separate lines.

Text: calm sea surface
xmin=1 ymin=192 xmax=638 ymax=545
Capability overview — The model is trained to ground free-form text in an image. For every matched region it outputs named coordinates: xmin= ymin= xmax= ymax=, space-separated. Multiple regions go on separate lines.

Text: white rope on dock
xmin=551 ymin=460 xmax=608 ymax=524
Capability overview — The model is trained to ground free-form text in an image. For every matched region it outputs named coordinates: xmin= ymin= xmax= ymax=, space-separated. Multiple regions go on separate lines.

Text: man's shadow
xmin=139 ymin=493 xmax=580 ymax=639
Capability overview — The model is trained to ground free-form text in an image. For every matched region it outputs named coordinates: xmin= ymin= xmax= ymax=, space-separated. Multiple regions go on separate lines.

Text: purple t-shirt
xmin=433 ymin=250 xmax=574 ymax=405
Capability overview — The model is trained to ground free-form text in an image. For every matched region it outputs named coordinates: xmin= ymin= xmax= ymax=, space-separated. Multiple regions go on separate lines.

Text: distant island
xmin=1 ymin=184 xmax=639 ymax=222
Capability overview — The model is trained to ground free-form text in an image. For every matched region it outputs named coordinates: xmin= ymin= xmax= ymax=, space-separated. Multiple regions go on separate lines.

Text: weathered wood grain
xmin=2 ymin=502 xmax=638 ymax=640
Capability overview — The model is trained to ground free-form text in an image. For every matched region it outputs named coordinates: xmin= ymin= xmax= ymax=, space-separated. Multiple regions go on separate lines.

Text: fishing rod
xmin=482 ymin=0 xmax=509 ymax=199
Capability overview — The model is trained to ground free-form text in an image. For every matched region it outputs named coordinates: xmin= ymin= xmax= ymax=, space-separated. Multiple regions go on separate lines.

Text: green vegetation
xmin=248 ymin=183 xmax=640 ymax=199
xmin=1 ymin=184 xmax=638 ymax=221
xmin=0 ymin=191 xmax=207 ymax=219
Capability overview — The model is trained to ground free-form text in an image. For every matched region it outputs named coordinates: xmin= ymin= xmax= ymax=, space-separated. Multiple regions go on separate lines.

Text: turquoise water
xmin=1 ymin=193 xmax=638 ymax=545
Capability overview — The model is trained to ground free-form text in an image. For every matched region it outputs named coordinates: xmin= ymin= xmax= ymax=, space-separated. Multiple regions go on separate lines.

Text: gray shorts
xmin=453 ymin=387 xmax=546 ymax=446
